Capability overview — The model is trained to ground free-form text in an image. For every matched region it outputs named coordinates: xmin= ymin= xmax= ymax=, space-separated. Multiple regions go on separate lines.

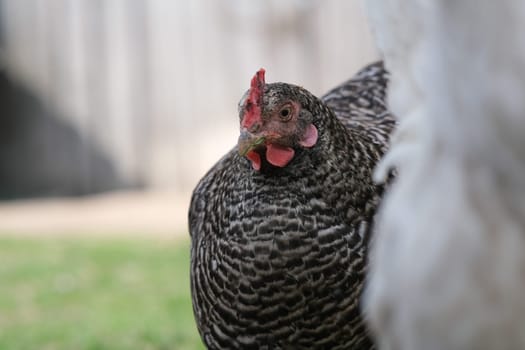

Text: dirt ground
xmin=0 ymin=191 xmax=192 ymax=238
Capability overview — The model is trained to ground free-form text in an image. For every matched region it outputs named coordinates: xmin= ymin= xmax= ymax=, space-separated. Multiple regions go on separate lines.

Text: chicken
xmin=188 ymin=62 xmax=394 ymax=349
xmin=363 ymin=1 xmax=525 ymax=350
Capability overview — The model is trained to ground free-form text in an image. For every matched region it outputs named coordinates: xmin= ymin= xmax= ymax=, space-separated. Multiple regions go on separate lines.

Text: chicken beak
xmin=238 ymin=130 xmax=266 ymax=156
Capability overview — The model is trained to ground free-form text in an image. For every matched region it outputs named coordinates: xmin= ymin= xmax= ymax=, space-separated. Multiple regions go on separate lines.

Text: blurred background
xmin=0 ymin=0 xmax=377 ymax=348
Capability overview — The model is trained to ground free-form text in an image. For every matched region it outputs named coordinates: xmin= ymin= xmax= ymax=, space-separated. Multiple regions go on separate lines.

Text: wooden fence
xmin=0 ymin=0 xmax=377 ymax=197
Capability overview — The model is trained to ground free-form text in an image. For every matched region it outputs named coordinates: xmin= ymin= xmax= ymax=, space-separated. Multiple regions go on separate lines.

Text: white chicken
xmin=362 ymin=0 xmax=525 ymax=349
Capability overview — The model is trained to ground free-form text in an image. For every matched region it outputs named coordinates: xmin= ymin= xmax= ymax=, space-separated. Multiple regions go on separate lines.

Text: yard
xmin=0 ymin=236 xmax=204 ymax=350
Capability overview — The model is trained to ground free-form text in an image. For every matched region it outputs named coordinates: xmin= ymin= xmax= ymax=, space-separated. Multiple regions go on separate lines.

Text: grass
xmin=0 ymin=236 xmax=204 ymax=350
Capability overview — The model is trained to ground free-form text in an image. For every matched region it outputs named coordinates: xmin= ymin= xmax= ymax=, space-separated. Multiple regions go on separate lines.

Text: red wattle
xmin=266 ymin=144 xmax=295 ymax=167
xmin=246 ymin=150 xmax=261 ymax=171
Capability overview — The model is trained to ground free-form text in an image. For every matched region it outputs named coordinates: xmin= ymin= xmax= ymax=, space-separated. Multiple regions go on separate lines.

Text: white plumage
xmin=362 ymin=1 xmax=525 ymax=349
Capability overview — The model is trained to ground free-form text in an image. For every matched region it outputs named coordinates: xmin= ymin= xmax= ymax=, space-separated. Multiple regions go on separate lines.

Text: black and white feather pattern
xmin=189 ymin=62 xmax=395 ymax=349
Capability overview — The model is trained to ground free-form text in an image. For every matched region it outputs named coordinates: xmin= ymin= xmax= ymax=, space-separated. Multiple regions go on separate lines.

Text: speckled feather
xmin=189 ymin=62 xmax=395 ymax=349
xmin=322 ymin=62 xmax=394 ymax=152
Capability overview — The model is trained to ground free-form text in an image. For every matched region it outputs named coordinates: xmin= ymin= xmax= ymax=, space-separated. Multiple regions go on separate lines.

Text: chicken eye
xmin=279 ymin=106 xmax=292 ymax=121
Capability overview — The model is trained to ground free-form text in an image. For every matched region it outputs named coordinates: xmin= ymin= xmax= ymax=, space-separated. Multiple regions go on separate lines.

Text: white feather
xmin=362 ymin=0 xmax=525 ymax=349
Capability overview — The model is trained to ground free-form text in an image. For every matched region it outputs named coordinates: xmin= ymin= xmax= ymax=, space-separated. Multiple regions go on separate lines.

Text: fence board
xmin=0 ymin=0 xmax=377 ymax=196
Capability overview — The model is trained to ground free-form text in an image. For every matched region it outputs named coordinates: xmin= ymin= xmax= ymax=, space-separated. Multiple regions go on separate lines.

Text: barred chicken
xmin=189 ymin=62 xmax=394 ymax=349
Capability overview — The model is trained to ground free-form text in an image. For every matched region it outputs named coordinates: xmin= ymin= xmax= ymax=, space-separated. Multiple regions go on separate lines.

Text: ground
xmin=0 ymin=191 xmax=192 ymax=238
xmin=0 ymin=191 xmax=204 ymax=349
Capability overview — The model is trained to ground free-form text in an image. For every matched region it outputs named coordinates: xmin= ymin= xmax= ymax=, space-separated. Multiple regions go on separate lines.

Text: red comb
xmin=242 ymin=68 xmax=265 ymax=130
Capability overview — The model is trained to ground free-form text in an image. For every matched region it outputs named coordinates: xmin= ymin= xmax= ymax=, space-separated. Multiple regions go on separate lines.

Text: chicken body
xmin=189 ymin=62 xmax=394 ymax=349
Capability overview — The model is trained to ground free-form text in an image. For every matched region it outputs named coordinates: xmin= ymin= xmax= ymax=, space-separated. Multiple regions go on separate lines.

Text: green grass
xmin=0 ymin=236 xmax=204 ymax=350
